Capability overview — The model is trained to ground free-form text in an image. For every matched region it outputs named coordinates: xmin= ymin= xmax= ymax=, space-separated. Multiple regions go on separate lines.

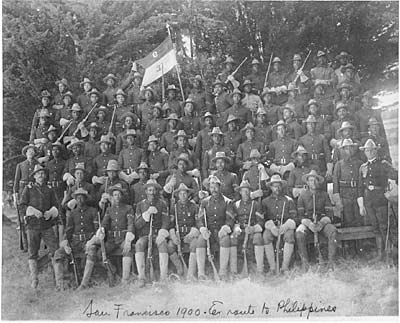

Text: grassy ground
xmin=2 ymin=215 xmax=398 ymax=320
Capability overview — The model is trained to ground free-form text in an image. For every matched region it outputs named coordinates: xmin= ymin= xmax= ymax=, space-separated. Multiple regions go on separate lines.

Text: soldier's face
xmin=148 ymin=141 xmax=157 ymax=151
xmin=48 ymin=131 xmax=56 ymax=141
xmin=272 ymin=62 xmax=280 ymax=72
xmin=340 ymin=88 xmax=350 ymax=99
xmin=361 ymin=96 xmax=371 ymax=107
xmin=107 ymin=79 xmax=115 ymax=87
xmin=26 ymin=148 xmax=36 ymax=159
xmin=337 ymin=108 xmax=347 ymax=119
xmin=107 ymin=170 xmax=117 ymax=179
xmin=257 ymin=114 xmax=266 ymax=123
xmin=240 ymin=188 xmax=250 ymax=200
xmin=204 ymin=117 xmax=213 ymax=127
xmin=72 ymin=111 xmax=80 ymax=120
xmin=225 ymin=63 xmax=233 ymax=71
xmin=134 ymin=77 xmax=142 ymax=85
xmin=42 ymin=97 xmax=50 ymax=106
xmin=345 ymin=69 xmax=354 ymax=79
xmin=146 ymin=186 xmax=156 ymax=199
xmin=270 ymin=183 xmax=282 ymax=196
xmin=176 ymin=137 xmax=185 ymax=148
xmin=177 ymin=160 xmax=187 ymax=172
xmin=212 ymin=134 xmax=221 ymax=144
xmin=76 ymin=194 xmax=86 ymax=206
xmin=307 ymin=177 xmax=318 ymax=190
xmin=184 ymin=103 xmax=194 ymax=114
xmin=306 ymin=122 xmax=316 ymax=133
xmin=125 ymin=117 xmax=133 ymax=127
xmin=90 ymin=94 xmax=99 ymax=104
xmin=97 ymin=112 xmax=105 ymax=121
xmin=75 ymin=170 xmax=85 ymax=182
xmin=178 ymin=190 xmax=188 ymax=202
xmin=58 ymin=84 xmax=66 ymax=93
xmin=168 ymin=119 xmax=177 ymax=129
xmin=63 ymin=96 xmax=72 ymax=106
xmin=364 ymin=148 xmax=377 ymax=160
xmin=296 ymin=153 xmax=306 ymax=164
xmin=314 ymin=86 xmax=324 ymax=96
xmin=232 ymin=94 xmax=241 ymax=104
xmin=167 ymin=90 xmax=176 ymax=99
xmin=252 ymin=64 xmax=259 ymax=72
xmin=100 ymin=142 xmax=109 ymax=153
xmin=244 ymin=85 xmax=252 ymax=93
xmin=309 ymin=105 xmax=318 ymax=115
xmin=245 ymin=129 xmax=254 ymax=140
xmin=153 ymin=108 xmax=161 ymax=118
xmin=227 ymin=121 xmax=236 ymax=131
xmin=283 ymin=109 xmax=292 ymax=120
xmin=138 ymin=169 xmax=147 ymax=180
xmin=276 ymin=125 xmax=286 ymax=137
xmin=72 ymin=145 xmax=82 ymax=156
xmin=194 ymin=80 xmax=201 ymax=88
xmin=293 ymin=60 xmax=301 ymax=70
xmin=216 ymin=159 xmax=225 ymax=171
xmin=89 ymin=128 xmax=97 ymax=138
xmin=209 ymin=183 xmax=220 ymax=196
xmin=145 ymin=91 xmax=153 ymax=100
xmin=39 ymin=116 xmax=47 ymax=125
xmin=112 ymin=190 xmax=122 ymax=204
xmin=342 ymin=128 xmax=352 ymax=138
xmin=52 ymin=146 xmax=60 ymax=158
xmin=83 ymin=83 xmax=92 ymax=92
xmin=34 ymin=170 xmax=46 ymax=184
xmin=339 ymin=57 xmax=348 ymax=65
xmin=116 ymin=95 xmax=124 ymax=104
xmin=214 ymin=85 xmax=222 ymax=94
xmin=127 ymin=135 xmax=135 ymax=146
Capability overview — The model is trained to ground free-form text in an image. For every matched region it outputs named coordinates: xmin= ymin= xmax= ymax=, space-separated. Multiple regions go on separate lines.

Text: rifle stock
xmin=69 ymin=244 xmax=80 ymax=286
xmin=313 ymin=193 xmax=323 ymax=263
xmin=263 ymin=53 xmax=274 ymax=90
xmin=292 ymin=50 xmax=312 ymax=84
xmin=174 ymin=204 xmax=188 ymax=276
xmin=147 ymin=214 xmax=154 ymax=282
xmin=202 ymin=206 xmax=220 ymax=281
xmin=276 ymin=200 xmax=286 ymax=274
xmin=241 ymin=200 xmax=254 ymax=277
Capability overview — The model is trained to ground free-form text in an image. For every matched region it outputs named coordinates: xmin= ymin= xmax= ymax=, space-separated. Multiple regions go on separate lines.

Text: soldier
xmin=113 ymin=89 xmax=139 ymax=135
xmin=86 ymin=88 xmax=106 ymax=124
xmin=265 ymin=57 xmax=288 ymax=105
xmin=54 ymin=188 xmax=97 ymax=290
xmin=195 ymin=175 xmax=235 ymax=280
xmin=223 ymin=114 xmax=243 ymax=165
xmin=232 ymin=180 xmax=265 ymax=276
xmin=254 ymin=107 xmax=273 ymax=153
xmin=30 ymin=109 xmax=52 ymax=147
xmin=123 ymin=71 xmax=144 ymax=108
xmin=299 ymin=115 xmax=332 ymax=178
xmin=137 ymin=87 xmax=157 ymax=131
xmin=286 ymin=54 xmax=312 ymax=100
xmin=146 ymin=135 xmax=169 ymax=187
xmin=84 ymin=122 xmax=101 ymax=159
xmin=217 ymin=56 xmax=240 ymax=90
xmin=92 ymin=135 xmax=118 ymax=177
xmin=241 ymin=79 xmax=263 ymax=120
xmin=355 ymin=90 xmax=384 ymax=138
xmin=281 ymin=104 xmax=303 ymax=140
xmin=144 ymin=103 xmax=167 ymax=141
xmin=236 ymin=123 xmax=265 ymax=171
xmin=160 ymin=113 xmax=181 ymax=153
xmin=77 ymin=78 xmax=94 ymax=113
xmin=213 ymin=79 xmax=233 ymax=128
xmin=63 ymin=138 xmax=93 ymax=183
xmin=310 ymin=51 xmax=337 ymax=98
xmin=303 ymin=101 xmax=331 ymax=140
xmin=360 ymin=117 xmax=391 ymax=163
xmin=329 ymin=103 xmax=358 ymax=142
xmin=53 ymin=78 xmax=70 ymax=107
xmin=115 ymin=112 xmax=141 ymax=154
xmin=187 ymin=75 xmax=214 ymax=116
xmin=332 ymin=121 xmax=361 ymax=164
xmin=32 ymin=89 xmax=55 ymax=128
xmin=242 ymin=149 xmax=269 ymax=200
xmin=102 ymin=74 xmax=118 ymax=106
xmin=131 ymin=162 xmax=150 ymax=209
xmin=209 ymin=151 xmax=238 ymax=199
xmin=339 ymin=64 xmax=363 ymax=97
xmin=79 ymin=184 xmax=135 ymax=289
xmin=260 ymin=88 xmax=281 ymax=126
xmin=19 ymin=165 xmax=59 ymax=288
xmin=66 ymin=104 xmax=87 ymax=139
xmin=195 ymin=112 xmax=214 ymax=168
xmin=169 ymin=130 xmax=196 ymax=170
xmin=181 ymin=97 xmax=201 ymax=145
xmin=268 ymin=120 xmax=296 ymax=178
xmin=334 ymin=82 xmax=361 ymax=116
xmin=357 ymin=139 xmax=398 ymax=261
xmin=162 ymin=84 xmax=183 ymax=117
xmin=311 ymin=83 xmax=335 ymax=123
xmin=135 ymin=179 xmax=169 ymax=287
xmin=296 ymin=170 xmax=337 ymax=271
xmin=286 ymin=83 xmax=308 ymax=124
xmin=55 ymin=91 xmax=74 ymax=127
xmin=37 ymin=125 xmax=59 ymax=163
xmin=262 ymin=174 xmax=297 ymax=274
xmin=245 ymin=58 xmax=264 ymax=92
xmin=335 ymin=51 xmax=361 ymax=84
xmin=202 ymin=127 xmax=229 ymax=179
xmin=168 ymin=183 xmax=200 ymax=279
xmin=224 ymin=89 xmax=252 ymax=129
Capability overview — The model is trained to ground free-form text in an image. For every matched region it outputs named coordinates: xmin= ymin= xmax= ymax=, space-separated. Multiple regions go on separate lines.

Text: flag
xmin=136 ymin=37 xmax=178 ymax=88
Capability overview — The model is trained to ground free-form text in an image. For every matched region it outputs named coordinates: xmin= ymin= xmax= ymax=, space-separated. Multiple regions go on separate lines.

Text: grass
xmin=2 ymin=216 xmax=398 ymax=320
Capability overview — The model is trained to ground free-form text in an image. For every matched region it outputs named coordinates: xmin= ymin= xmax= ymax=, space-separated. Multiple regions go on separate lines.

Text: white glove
xmin=60 ymin=118 xmax=69 ymax=127
xmin=296 ymin=69 xmax=303 ymax=76
xmin=227 ymin=75 xmax=235 ymax=82
xmin=92 ymin=176 xmax=106 ymax=185
xmin=183 ymin=227 xmax=200 ymax=244
xmin=67 ymin=199 xmax=77 ymax=210
xmin=34 ymin=138 xmax=48 ymax=145
xmin=96 ymin=227 xmax=105 ymax=240
xmin=38 ymin=156 xmax=50 ymax=164
xmin=292 ymin=187 xmax=306 ymax=198
xmin=43 ymin=206 xmax=58 ymax=220
xmin=243 ymin=160 xmax=252 ymax=170
xmin=156 ymin=228 xmax=169 ymax=245
xmin=187 ymin=168 xmax=200 ymax=178
xmin=253 ymin=224 xmax=263 ymax=233
xmin=119 ymin=171 xmax=132 ymax=184
xmin=85 ymin=235 xmax=100 ymax=252
xmin=265 ymin=220 xmax=278 ymax=237
xmin=160 ymin=148 xmax=168 ymax=154
xmin=218 ymin=224 xmax=232 ymax=239
xmin=357 ymin=197 xmax=367 ymax=217
xmin=198 ymin=190 xmax=209 ymax=200
xmin=163 ymin=176 xmax=176 ymax=194
xmin=100 ymin=193 xmax=111 ymax=204
xmin=60 ymin=240 xmax=72 ymax=255
xmin=26 ymin=206 xmax=43 ymax=218
xmin=279 ymin=218 xmax=296 ymax=234
xmin=150 ymin=173 xmax=160 ymax=180
xmin=142 ymin=206 xmax=158 ymax=222
xmin=245 ymin=226 xmax=255 ymax=235
xmin=250 ymin=189 xmax=263 ymax=199
xmin=169 ymin=229 xmax=180 ymax=245
xmin=332 ymin=193 xmax=343 ymax=209
xmin=301 ymin=218 xmax=313 ymax=230
xmin=129 ymin=171 xmax=140 ymax=180
xmin=232 ymin=224 xmax=242 ymax=238
xmin=199 ymin=227 xmax=211 ymax=240
xmin=77 ymin=122 xmax=85 ymax=130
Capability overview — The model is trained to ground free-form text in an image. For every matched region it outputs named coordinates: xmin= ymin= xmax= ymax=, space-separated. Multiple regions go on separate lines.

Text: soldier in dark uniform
xmin=302 ymin=101 xmax=331 ymax=140
xmin=187 ymin=75 xmax=214 ymax=116
xmin=55 ymin=91 xmax=74 ymax=128
xmin=30 ymin=109 xmax=52 ymax=148
xmin=360 ymin=117 xmax=391 ymax=163
xmin=77 ymin=78 xmax=93 ymax=114
xmin=223 ymin=114 xmax=242 ymax=166
xmin=181 ymin=97 xmax=201 ymax=146
xmin=19 ymin=165 xmax=59 ymax=288
xmin=331 ymin=121 xmax=361 ymax=164
xmin=310 ymin=51 xmax=337 ymax=98
xmin=339 ymin=64 xmax=363 ymax=97
xmin=122 ymin=71 xmax=144 ymax=108
xmin=312 ymin=83 xmax=335 ymax=123
xmin=209 ymin=152 xmax=238 ymax=200
xmin=136 ymin=87 xmax=156 ymax=131
xmin=195 ymin=175 xmax=235 ymax=280
xmin=213 ymin=80 xmax=232 ymax=128
xmin=168 ymin=183 xmax=200 ymax=279
xmin=135 ymin=179 xmax=169 ymax=287
xmin=217 ymin=56 xmax=239 ymax=89
xmin=84 ymin=122 xmax=100 ymax=159
xmin=85 ymin=88 xmax=106 ymax=124
xmin=242 ymin=149 xmax=269 ymax=200
xmin=245 ymin=58 xmax=265 ymax=93
xmin=102 ymin=74 xmax=118 ymax=106
xmin=356 ymin=91 xmax=384 ymax=138
xmin=357 ymin=139 xmax=398 ymax=261
xmin=63 ymin=138 xmax=93 ymax=184
xmin=146 ymin=135 xmax=169 ymax=187
xmin=330 ymin=103 xmax=358 ymax=142
xmin=144 ymin=103 xmax=167 ymax=142
xmin=202 ymin=127 xmax=229 ymax=179
xmin=224 ymin=89 xmax=251 ymax=129
xmin=38 ymin=125 xmax=59 ymax=164
xmin=115 ymin=112 xmax=141 ymax=154
xmin=236 ymin=122 xmax=265 ymax=171
xmin=53 ymin=78 xmax=70 ymax=107
xmin=232 ymin=180 xmax=265 ymax=276
xmin=262 ymin=174 xmax=297 ymax=274
xmin=241 ymin=79 xmax=263 ymax=120
xmin=92 ymin=135 xmax=118 ymax=177
xmin=334 ymin=82 xmax=361 ymax=116
xmin=160 ymin=113 xmax=181 ymax=153
xmin=296 ymin=170 xmax=338 ymax=271
xmin=54 ymin=188 xmax=97 ymax=290
xmin=286 ymin=54 xmax=312 ymax=102
xmin=261 ymin=88 xmax=281 ymax=126
xmin=286 ymin=83 xmax=308 ymax=124
xmin=265 ymin=57 xmax=288 ymax=105
xmin=113 ymin=89 xmax=138 ymax=135
xmin=131 ymin=162 xmax=150 ymax=209
xmin=32 ymin=89 xmax=56 ymax=128
xmin=162 ymin=84 xmax=183 ymax=117
xmin=281 ymin=104 xmax=303 ymax=140
xmin=195 ymin=113 xmax=214 ymax=169
xmin=93 ymin=106 xmax=110 ymax=138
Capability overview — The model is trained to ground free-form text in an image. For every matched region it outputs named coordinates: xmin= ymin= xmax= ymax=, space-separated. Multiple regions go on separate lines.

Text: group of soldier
xmin=13 ymin=49 xmax=398 ymax=291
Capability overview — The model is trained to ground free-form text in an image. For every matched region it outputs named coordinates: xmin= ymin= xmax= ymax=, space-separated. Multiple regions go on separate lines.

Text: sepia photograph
xmin=2 ymin=0 xmax=398 ymax=320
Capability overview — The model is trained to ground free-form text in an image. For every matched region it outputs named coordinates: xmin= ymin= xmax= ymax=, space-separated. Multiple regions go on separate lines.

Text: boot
xmin=229 ymin=246 xmax=238 ymax=278
xmin=327 ymin=232 xmax=337 ymax=270
xmin=296 ymin=233 xmax=309 ymax=272
xmin=169 ymin=252 xmax=184 ymax=276
xmin=77 ymin=259 xmax=94 ymax=290
xmin=196 ymin=248 xmax=206 ymax=280
xmin=374 ymin=236 xmax=384 ymax=262
xmin=219 ymin=247 xmax=230 ymax=280
xmin=282 ymin=243 xmax=294 ymax=273
xmin=187 ymin=252 xmax=197 ymax=281
xmin=121 ymin=256 xmax=132 ymax=285
xmin=254 ymin=245 xmax=264 ymax=275
xmin=28 ymin=259 xmax=39 ymax=289
xmin=264 ymin=244 xmax=276 ymax=274
xmin=159 ymin=252 xmax=169 ymax=282
xmin=135 ymin=252 xmax=146 ymax=288
xmin=54 ymin=260 xmax=64 ymax=291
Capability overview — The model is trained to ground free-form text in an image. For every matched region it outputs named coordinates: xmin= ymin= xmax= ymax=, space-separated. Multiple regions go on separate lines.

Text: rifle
xmin=313 ymin=193 xmax=323 ymax=263
xmin=231 ymin=57 xmax=248 ymax=77
xmin=241 ymin=200 xmax=254 ymax=277
xmin=69 ymin=243 xmax=80 ymax=286
xmin=147 ymin=213 xmax=154 ymax=282
xmin=15 ymin=197 xmax=27 ymax=251
xmin=292 ymin=50 xmax=312 ymax=84
xmin=174 ymin=204 xmax=188 ymax=275
xmin=263 ymin=53 xmax=274 ymax=90
xmin=385 ymin=200 xmax=392 ymax=264
xmin=63 ymin=103 xmax=98 ymax=144
xmin=276 ymin=200 xmax=286 ymax=274
xmin=56 ymin=120 xmax=73 ymax=143
xmin=108 ymin=104 xmax=117 ymax=136
xmin=202 ymin=205 xmax=220 ymax=281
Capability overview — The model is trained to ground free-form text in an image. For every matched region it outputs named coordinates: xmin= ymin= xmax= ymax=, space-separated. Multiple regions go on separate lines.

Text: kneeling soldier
xmin=54 ymin=188 xmax=97 ymax=290
xmin=19 ymin=165 xmax=59 ymax=289
xmin=262 ymin=174 xmax=297 ymax=274
xmin=168 ymin=183 xmax=200 ymax=280
xmin=296 ymin=170 xmax=337 ymax=271
xmin=79 ymin=184 xmax=135 ymax=289
xmin=135 ymin=179 xmax=169 ymax=287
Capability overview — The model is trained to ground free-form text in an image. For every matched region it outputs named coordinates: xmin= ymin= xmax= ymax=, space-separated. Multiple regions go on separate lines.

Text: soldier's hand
xmin=142 ymin=211 xmax=151 ymax=222
xmin=218 ymin=225 xmax=232 ymax=239
xmin=250 ymin=189 xmax=263 ymax=199
xmin=96 ymin=227 xmax=105 ymax=240
xmin=243 ymin=160 xmax=252 ymax=170
xmin=150 ymin=172 xmax=160 ymax=179
xmin=359 ymin=206 xmax=367 ymax=217
xmin=100 ymin=193 xmax=111 ymax=204
xmin=160 ymin=148 xmax=168 ymax=154
xmin=245 ymin=226 xmax=254 ymax=235
xmin=200 ymin=227 xmax=211 ymax=240
xmin=198 ymin=190 xmax=209 ymax=200
xmin=66 ymin=176 xmax=75 ymax=187
xmin=227 ymin=74 xmax=235 ymax=82
xmin=148 ymin=206 xmax=158 ymax=214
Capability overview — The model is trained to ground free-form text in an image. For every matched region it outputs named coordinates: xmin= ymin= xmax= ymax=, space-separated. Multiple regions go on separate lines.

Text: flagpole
xmin=161 ymin=63 xmax=165 ymax=105
xmin=166 ymin=23 xmax=185 ymax=102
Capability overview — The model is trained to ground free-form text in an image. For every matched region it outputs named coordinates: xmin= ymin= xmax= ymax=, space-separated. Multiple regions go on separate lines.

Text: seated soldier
xmin=160 ymin=113 xmax=181 ymax=153
xmin=84 ymin=122 xmax=101 ymax=159
xmin=168 ymin=130 xmax=196 ymax=170
xmin=131 ymin=162 xmax=150 ymax=210
xmin=262 ymin=174 xmax=297 ymax=274
xmin=146 ymin=135 xmax=169 ymax=187
xmin=202 ymin=127 xmax=229 ymax=179
xmin=296 ymin=170 xmax=338 ymax=271
xmin=355 ymin=91 xmax=384 ymax=138
xmin=115 ymin=112 xmax=141 ymax=154
xmin=135 ymin=179 xmax=170 ymax=287
xmin=242 ymin=149 xmax=269 ymax=200
xmin=236 ymin=122 xmax=265 ymax=171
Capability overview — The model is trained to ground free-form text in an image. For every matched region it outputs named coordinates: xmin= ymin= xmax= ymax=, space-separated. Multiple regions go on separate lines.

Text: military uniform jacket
xmin=77 ymin=92 xmax=91 ymax=113
xmin=268 ymin=136 xmax=297 ymax=164
xmin=243 ymin=165 xmax=267 ymax=192
xmin=236 ymin=140 xmax=265 ymax=167
xmin=187 ymin=88 xmax=214 ymax=116
xmin=284 ymin=118 xmax=303 ymax=140
xmin=54 ymin=104 xmax=73 ymax=125
xmin=163 ymin=99 xmax=183 ymax=117
xmin=135 ymin=198 xmax=169 ymax=237
xmin=54 ymin=91 xmax=69 ymax=106
xmin=148 ymin=150 xmax=169 ymax=180
xmin=287 ymin=163 xmax=319 ymax=190
xmin=160 ymin=129 xmax=178 ymax=153
xmin=137 ymin=100 xmax=155 ymax=129
xmin=332 ymin=137 xmax=361 ymax=164
xmin=213 ymin=170 xmax=239 ymax=200
xmin=115 ymin=105 xmax=139 ymax=130
xmin=197 ymin=194 xmax=234 ymax=231
xmin=334 ymin=98 xmax=361 ymax=116
xmin=333 ymin=157 xmax=363 ymax=199
xmin=245 ymin=71 xmax=265 ymax=92
xmin=310 ymin=66 xmax=337 ymax=87
xmin=360 ymin=135 xmax=391 ymax=163
xmin=233 ymin=199 xmax=264 ymax=229
xmin=168 ymin=147 xmax=196 ymax=169
xmin=84 ymin=139 xmax=100 ymax=159
xmin=102 ymin=87 xmax=116 ymax=107
xmin=330 ymin=118 xmax=359 ymax=140
xmin=127 ymin=84 xmax=143 ymax=106
xmin=46 ymin=157 xmax=66 ymax=187
xmin=98 ymin=178 xmax=129 ymax=204
xmin=313 ymin=94 xmax=335 ymax=118
xmin=224 ymin=104 xmax=251 ymax=129
xmin=93 ymin=152 xmax=118 ymax=177
xmin=301 ymin=114 xmax=331 ymax=139
xmin=355 ymin=107 xmax=384 ymax=137
xmin=118 ymin=145 xmax=146 ymax=172
xmin=14 ymin=159 xmax=39 ymax=194
xmin=215 ymin=92 xmax=233 ymax=117
xmin=30 ymin=124 xmax=49 ymax=142
xmin=65 ymin=181 xmax=96 ymax=207
xmin=286 ymin=96 xmax=307 ymax=121
xmin=267 ymin=70 xmax=287 ymax=87
xmin=223 ymin=130 xmax=242 ymax=158
xmin=145 ymin=117 xmax=168 ymax=141
xmin=297 ymin=190 xmax=333 ymax=223
xmin=132 ymin=180 xmax=147 ymax=206
xmin=181 ymin=115 xmax=201 ymax=138
xmin=169 ymin=200 xmax=199 ymax=235
xmin=298 ymin=133 xmax=331 ymax=170
xmin=165 ymin=171 xmax=199 ymax=197
xmin=102 ymin=203 xmax=135 ymax=241
xmin=19 ymin=183 xmax=58 ymax=230
xmin=262 ymin=194 xmax=297 ymax=225
xmin=65 ymin=205 xmax=97 ymax=241
xmin=195 ymin=127 xmax=213 ymax=162
xmin=202 ymin=144 xmax=230 ymax=177
xmin=241 ymin=93 xmax=263 ymax=113
xmin=263 ymin=103 xmax=281 ymax=126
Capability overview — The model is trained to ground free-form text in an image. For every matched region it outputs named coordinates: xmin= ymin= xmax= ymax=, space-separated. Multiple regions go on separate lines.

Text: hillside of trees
xmin=3 ymin=0 xmax=398 ymax=181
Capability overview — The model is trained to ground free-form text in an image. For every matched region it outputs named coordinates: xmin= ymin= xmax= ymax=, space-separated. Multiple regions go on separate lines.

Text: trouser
xmin=27 ymin=227 xmax=58 ymax=260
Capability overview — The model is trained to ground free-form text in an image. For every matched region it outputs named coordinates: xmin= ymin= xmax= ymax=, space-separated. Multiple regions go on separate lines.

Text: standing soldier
xmin=55 ymin=91 xmax=74 ymax=128
xmin=92 ymin=135 xmax=118 ymax=178
xmin=232 ymin=181 xmax=265 ymax=277
xmin=94 ymin=106 xmax=111 ymax=138
xmin=162 ymin=84 xmax=183 ymax=117
xmin=123 ymin=71 xmax=144 ymax=109
xmin=281 ymin=104 xmax=303 ymax=140
xmin=296 ymin=170 xmax=338 ymax=271
xmin=160 ymin=113 xmax=181 ymax=153
xmin=135 ymin=179 xmax=170 ymax=287
xmin=286 ymin=84 xmax=308 ymax=124
xmin=262 ymin=174 xmax=297 ymax=274
xmin=242 ymin=149 xmax=269 ymax=200
xmin=357 ymin=139 xmax=398 ymax=261
xmin=53 ymin=78 xmax=70 ymax=107
xmin=223 ymin=114 xmax=243 ymax=167
xmin=213 ymin=80 xmax=232 ymax=128
xmin=19 ymin=165 xmax=59 ymax=288
xmin=245 ymin=58 xmax=264 ymax=93
xmin=144 ymin=103 xmax=167 ymax=142
xmin=241 ymin=79 xmax=263 ymax=121
xmin=86 ymin=88 xmax=106 ymax=124
xmin=66 ymin=104 xmax=87 ymax=139
xmin=236 ymin=123 xmax=265 ymax=171
xmin=261 ymin=88 xmax=281 ymax=126
xmin=209 ymin=152 xmax=238 ymax=200
xmin=168 ymin=183 xmax=200 ymax=279
xmin=195 ymin=112 xmax=215 ymax=169
xmin=224 ymin=89 xmax=251 ymax=129
xmin=202 ymin=127 xmax=228 ymax=179
xmin=169 ymin=130 xmax=196 ymax=170
xmin=146 ymin=135 xmax=169 ymax=187
xmin=63 ymin=138 xmax=93 ymax=185
xmin=115 ymin=112 xmax=141 ymax=155
xmin=312 ymin=83 xmax=335 ymax=123
xmin=54 ymin=188 xmax=97 ymax=290
xmin=181 ymin=97 xmax=201 ymax=146
xmin=131 ymin=162 xmax=150 ymax=209
xmin=195 ymin=175 xmax=236 ymax=280
xmin=331 ymin=121 xmax=361 ymax=164
xmin=84 ymin=123 xmax=100 ymax=159
xmin=102 ymin=74 xmax=118 ymax=106
xmin=77 ymin=78 xmax=94 ymax=113
xmin=268 ymin=120 xmax=296 ymax=178
xmin=137 ymin=87 xmax=157 ymax=131
xmin=265 ymin=57 xmax=288 ymax=105
xmin=32 ymin=89 xmax=55 ymax=128
xmin=217 ymin=56 xmax=240 ymax=90
xmin=310 ymin=51 xmax=337 ymax=98
xmin=286 ymin=54 xmax=312 ymax=100
xmin=335 ymin=51 xmax=361 ymax=84
xmin=187 ymin=75 xmax=214 ymax=116
xmin=113 ymin=89 xmax=139 ymax=135
xmin=355 ymin=91 xmax=384 ymax=138
xmin=330 ymin=103 xmax=358 ymax=142
xmin=339 ymin=64 xmax=363 ymax=97
xmin=334 ymin=82 xmax=361 ymax=116
xmin=360 ymin=118 xmax=391 ymax=163
xmin=30 ymin=109 xmax=52 ymax=149
xmin=303 ymin=101 xmax=331 ymax=140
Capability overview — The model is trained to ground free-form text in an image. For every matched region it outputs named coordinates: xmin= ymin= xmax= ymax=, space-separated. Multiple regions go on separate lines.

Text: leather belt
xmin=274 ymin=158 xmax=288 ymax=166
xmin=111 ymin=230 xmax=127 ymax=238
xmin=320 ymin=114 xmax=332 ymax=121
xmin=73 ymin=232 xmax=93 ymax=241
xmin=295 ymin=184 xmax=308 ymax=188
xmin=366 ymin=185 xmax=384 ymax=191
xmin=311 ymin=153 xmax=324 ymax=160
xmin=20 ymin=180 xmax=32 ymax=185
xmin=48 ymin=181 xmax=63 ymax=188
xmin=124 ymin=168 xmax=134 ymax=175
xmin=179 ymin=225 xmax=190 ymax=234
xmin=339 ymin=180 xmax=358 ymax=188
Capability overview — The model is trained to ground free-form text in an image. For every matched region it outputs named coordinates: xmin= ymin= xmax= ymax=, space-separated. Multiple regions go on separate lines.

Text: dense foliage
xmin=3 ymin=0 xmax=398 ymax=181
